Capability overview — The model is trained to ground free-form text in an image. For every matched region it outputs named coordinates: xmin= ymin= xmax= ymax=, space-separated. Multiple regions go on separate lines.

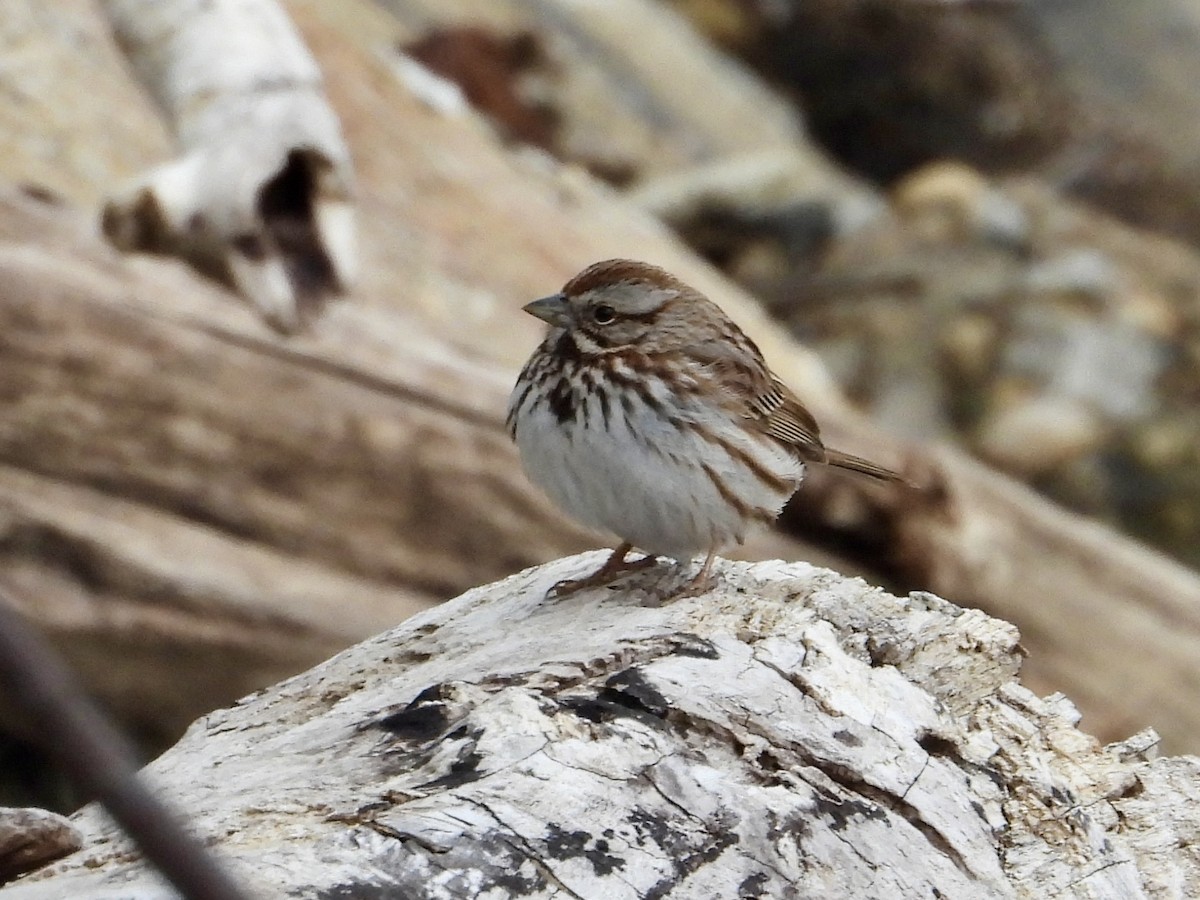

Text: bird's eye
xmin=592 ymin=304 xmax=616 ymax=325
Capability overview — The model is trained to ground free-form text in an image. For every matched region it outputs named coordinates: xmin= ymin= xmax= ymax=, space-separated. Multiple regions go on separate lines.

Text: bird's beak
xmin=522 ymin=293 xmax=571 ymax=327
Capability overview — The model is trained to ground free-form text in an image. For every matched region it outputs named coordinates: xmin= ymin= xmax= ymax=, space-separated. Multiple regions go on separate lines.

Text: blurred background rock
xmin=650 ymin=0 xmax=1200 ymax=570
xmin=4 ymin=0 xmax=1200 ymax=811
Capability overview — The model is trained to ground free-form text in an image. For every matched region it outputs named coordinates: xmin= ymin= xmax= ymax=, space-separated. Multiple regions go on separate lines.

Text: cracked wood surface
xmin=3 ymin=556 xmax=1196 ymax=898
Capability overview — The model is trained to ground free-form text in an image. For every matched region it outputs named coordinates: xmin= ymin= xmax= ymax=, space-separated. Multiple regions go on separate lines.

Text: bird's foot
xmin=660 ymin=551 xmax=719 ymax=601
xmin=547 ymin=543 xmax=659 ymax=599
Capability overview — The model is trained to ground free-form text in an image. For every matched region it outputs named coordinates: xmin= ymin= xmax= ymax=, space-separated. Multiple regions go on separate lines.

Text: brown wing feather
xmin=683 ymin=317 xmax=904 ymax=482
xmin=748 ymin=372 xmax=905 ymax=483
xmin=749 ymin=376 xmax=828 ymax=465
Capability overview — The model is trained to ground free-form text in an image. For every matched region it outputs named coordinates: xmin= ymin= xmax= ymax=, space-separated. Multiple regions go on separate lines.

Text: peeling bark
xmin=97 ymin=0 xmax=356 ymax=332
xmin=2 ymin=557 xmax=1194 ymax=898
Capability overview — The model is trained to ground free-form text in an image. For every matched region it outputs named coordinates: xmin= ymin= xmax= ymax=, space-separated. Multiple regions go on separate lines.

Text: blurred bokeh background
xmin=3 ymin=0 xmax=1200 ymax=812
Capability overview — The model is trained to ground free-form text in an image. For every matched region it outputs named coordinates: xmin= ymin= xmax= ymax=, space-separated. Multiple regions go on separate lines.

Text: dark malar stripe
xmin=553 ymin=331 xmax=586 ymax=362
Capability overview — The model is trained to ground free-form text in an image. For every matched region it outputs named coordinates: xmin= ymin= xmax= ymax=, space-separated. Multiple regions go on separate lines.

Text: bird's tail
xmin=824 ymin=448 xmax=907 ymax=483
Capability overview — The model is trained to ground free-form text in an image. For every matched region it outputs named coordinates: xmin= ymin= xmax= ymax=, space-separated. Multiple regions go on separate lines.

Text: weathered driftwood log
xmin=97 ymin=0 xmax=356 ymax=332
xmin=2 ymin=555 xmax=1196 ymax=898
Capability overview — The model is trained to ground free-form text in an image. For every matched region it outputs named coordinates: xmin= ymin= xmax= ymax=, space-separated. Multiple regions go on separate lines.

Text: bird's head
xmin=523 ymin=259 xmax=703 ymax=354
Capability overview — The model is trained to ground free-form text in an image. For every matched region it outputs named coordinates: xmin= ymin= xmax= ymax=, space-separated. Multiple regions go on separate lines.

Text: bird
xmin=506 ymin=259 xmax=904 ymax=596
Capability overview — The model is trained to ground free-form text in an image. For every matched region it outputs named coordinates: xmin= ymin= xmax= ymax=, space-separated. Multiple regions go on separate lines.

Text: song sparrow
xmin=507 ymin=259 xmax=903 ymax=596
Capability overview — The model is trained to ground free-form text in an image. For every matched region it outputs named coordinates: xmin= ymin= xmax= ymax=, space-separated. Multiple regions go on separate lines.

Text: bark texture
xmin=97 ymin=0 xmax=356 ymax=332
xmin=2 ymin=557 xmax=1196 ymax=898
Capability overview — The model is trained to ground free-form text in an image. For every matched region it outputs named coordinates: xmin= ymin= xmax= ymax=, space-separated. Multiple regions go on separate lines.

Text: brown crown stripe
xmin=562 ymin=259 xmax=683 ymax=297
xmin=552 ymin=331 xmax=586 ymax=363
xmin=701 ymin=462 xmax=776 ymax=528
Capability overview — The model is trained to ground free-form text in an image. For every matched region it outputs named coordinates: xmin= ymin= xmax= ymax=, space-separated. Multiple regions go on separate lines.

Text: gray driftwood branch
xmin=97 ymin=0 xmax=356 ymax=332
xmin=3 ymin=555 xmax=1195 ymax=898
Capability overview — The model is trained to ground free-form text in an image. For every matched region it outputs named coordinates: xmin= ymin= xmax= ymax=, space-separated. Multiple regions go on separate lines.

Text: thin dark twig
xmin=0 ymin=587 xmax=253 ymax=900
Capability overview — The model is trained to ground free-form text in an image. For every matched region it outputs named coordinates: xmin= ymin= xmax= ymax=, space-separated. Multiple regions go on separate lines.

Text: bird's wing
xmin=744 ymin=374 xmax=829 ymax=464
xmin=685 ymin=334 xmax=828 ymax=462
xmin=687 ymin=335 xmax=905 ymax=481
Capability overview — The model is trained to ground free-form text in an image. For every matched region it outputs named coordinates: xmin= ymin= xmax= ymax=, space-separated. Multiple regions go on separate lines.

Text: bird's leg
xmin=547 ymin=542 xmax=659 ymax=598
xmin=671 ymin=549 xmax=719 ymax=599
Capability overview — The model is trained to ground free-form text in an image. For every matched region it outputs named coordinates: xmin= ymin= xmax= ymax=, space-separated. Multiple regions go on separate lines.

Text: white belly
xmin=511 ymin=378 xmax=803 ymax=559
